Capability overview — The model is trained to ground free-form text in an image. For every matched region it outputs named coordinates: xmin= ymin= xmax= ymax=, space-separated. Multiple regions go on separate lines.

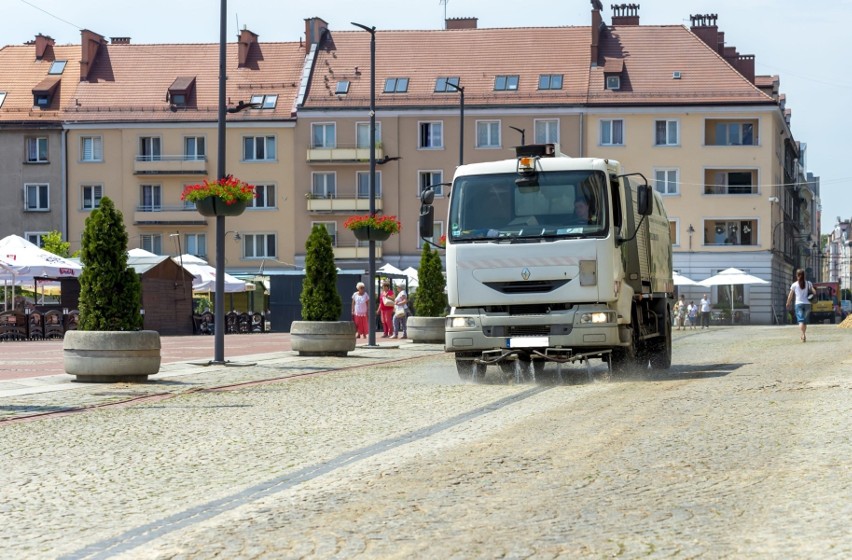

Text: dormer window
xmin=606 ymin=76 xmax=621 ymax=90
xmin=602 ymin=57 xmax=624 ymax=91
xmin=168 ymin=76 xmax=196 ymax=108
xmin=249 ymin=94 xmax=278 ymax=109
xmin=32 ymin=77 xmax=59 ymax=109
xmin=48 ymin=60 xmax=67 ymax=75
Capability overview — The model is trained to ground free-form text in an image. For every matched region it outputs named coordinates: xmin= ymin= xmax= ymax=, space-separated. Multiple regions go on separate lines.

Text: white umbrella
xmin=699 ymin=267 xmax=768 ymax=323
xmin=0 ymin=234 xmax=81 ymax=282
xmin=171 ymin=257 xmax=253 ymax=293
xmin=673 ymin=272 xmax=700 ymax=286
xmin=377 ymin=263 xmax=404 ymax=275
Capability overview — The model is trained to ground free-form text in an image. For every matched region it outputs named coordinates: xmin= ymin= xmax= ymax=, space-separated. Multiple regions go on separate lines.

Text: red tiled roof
xmin=0 ymin=44 xmax=81 ymax=123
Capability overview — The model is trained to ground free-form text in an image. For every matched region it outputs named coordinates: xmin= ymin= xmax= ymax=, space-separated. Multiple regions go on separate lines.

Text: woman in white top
xmin=786 ymin=269 xmax=816 ymax=342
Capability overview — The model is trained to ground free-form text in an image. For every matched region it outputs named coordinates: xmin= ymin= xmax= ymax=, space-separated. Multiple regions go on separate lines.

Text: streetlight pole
xmin=445 ymin=81 xmax=464 ymax=165
xmin=352 ymin=22 xmax=378 ymax=347
xmin=509 ymin=126 xmax=525 ymax=146
xmin=213 ymin=0 xmax=228 ymax=364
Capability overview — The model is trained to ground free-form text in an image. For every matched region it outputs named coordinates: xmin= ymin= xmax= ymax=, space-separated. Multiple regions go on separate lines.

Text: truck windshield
xmin=448 ymin=170 xmax=608 ymax=242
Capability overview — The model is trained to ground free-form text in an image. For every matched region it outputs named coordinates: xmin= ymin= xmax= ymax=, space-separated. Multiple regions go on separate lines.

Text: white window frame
xmin=243 ymin=136 xmax=276 ymax=161
xmin=655 ymin=119 xmax=679 ymax=146
xmin=24 ymin=232 xmax=49 ymax=247
xmin=599 ymin=119 xmax=624 ymax=146
xmin=26 ymin=137 xmax=49 ymax=163
xmin=418 ymin=221 xmax=444 ymax=249
xmin=140 ymin=234 xmax=162 ymax=255
xmin=184 ymin=136 xmax=206 ymax=161
xmin=534 ymin=119 xmax=559 ymax=145
xmin=475 ymin=120 xmax=501 ymax=149
xmin=418 ymin=121 xmax=443 ymax=149
xmin=250 ymin=184 xmax=276 ymax=208
xmin=243 ymin=233 xmax=277 ymax=258
xmin=81 ymin=184 xmax=103 ymax=210
xmin=356 ymin=122 xmax=382 ymax=149
xmin=184 ymin=233 xmax=207 ymax=259
xmin=311 ymin=172 xmax=337 ymax=198
xmin=80 ymin=136 xmax=103 ymax=162
xmin=418 ymin=170 xmax=444 ymax=198
xmin=138 ymin=136 xmax=162 ymax=161
xmin=312 ymin=222 xmax=338 ymax=247
xmin=24 ymin=183 xmax=49 ymax=211
xmin=311 ymin=122 xmax=336 ymax=149
xmin=606 ymin=75 xmax=621 ymax=90
xmin=139 ymin=184 xmax=162 ymax=211
xmin=653 ymin=168 xmax=679 ymax=195
xmin=356 ymin=171 xmax=382 ymax=199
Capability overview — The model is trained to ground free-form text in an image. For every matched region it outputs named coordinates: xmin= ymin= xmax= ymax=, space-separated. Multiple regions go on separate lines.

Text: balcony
xmin=306 ymin=190 xmax=383 ymax=213
xmin=134 ymin=205 xmax=207 ymax=225
xmin=307 ymin=144 xmax=384 ymax=164
xmin=134 ymin=155 xmax=207 ymax=175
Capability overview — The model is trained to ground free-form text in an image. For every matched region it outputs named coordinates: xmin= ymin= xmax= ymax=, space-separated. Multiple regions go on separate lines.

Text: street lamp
xmin=509 ymin=126 xmax=525 ymax=146
xmin=351 ymin=21 xmax=378 ymax=347
xmin=687 ymin=223 xmax=695 ymax=252
xmin=445 ymin=81 xmax=464 ymax=165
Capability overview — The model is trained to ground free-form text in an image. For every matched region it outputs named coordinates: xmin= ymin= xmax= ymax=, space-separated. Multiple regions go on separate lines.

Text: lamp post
xmin=687 ymin=223 xmax=695 ymax=252
xmin=509 ymin=126 xmax=526 ymax=146
xmin=445 ymin=81 xmax=464 ymax=165
xmin=351 ymin=21 xmax=378 ymax=347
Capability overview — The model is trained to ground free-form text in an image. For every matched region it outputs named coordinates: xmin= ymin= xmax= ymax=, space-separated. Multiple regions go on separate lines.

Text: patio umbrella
xmin=673 ymin=272 xmax=700 ymax=286
xmin=699 ymin=267 xmax=768 ymax=323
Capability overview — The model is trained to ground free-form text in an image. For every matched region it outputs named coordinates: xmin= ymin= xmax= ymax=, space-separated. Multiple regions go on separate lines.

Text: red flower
xmin=343 ymin=214 xmax=401 ymax=234
xmin=181 ymin=175 xmax=256 ymax=205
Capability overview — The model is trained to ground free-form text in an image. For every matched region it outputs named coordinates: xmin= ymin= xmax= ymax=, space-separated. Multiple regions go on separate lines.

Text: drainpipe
xmin=579 ymin=113 xmax=585 ymax=157
xmin=61 ymin=127 xmax=68 ymax=240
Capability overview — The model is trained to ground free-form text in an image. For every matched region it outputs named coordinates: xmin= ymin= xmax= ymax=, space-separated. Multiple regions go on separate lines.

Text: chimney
xmin=689 ymin=13 xmax=720 ymax=52
xmin=34 ymin=34 xmax=55 ymax=60
xmin=80 ymin=29 xmax=107 ymax=82
xmin=590 ymin=0 xmax=604 ymax=66
xmin=110 ymin=37 xmax=131 ymax=45
xmin=304 ymin=17 xmax=329 ymax=53
xmin=445 ymin=17 xmax=478 ymax=30
xmin=238 ymin=28 xmax=258 ymax=67
xmin=611 ymin=3 xmax=640 ymax=26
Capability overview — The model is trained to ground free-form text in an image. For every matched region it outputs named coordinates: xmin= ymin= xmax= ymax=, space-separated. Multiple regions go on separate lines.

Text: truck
xmin=810 ymin=281 xmax=840 ymax=324
xmin=419 ymin=144 xmax=673 ymax=382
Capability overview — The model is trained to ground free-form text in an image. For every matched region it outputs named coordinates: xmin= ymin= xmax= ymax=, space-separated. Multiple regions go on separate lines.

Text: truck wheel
xmin=455 ymin=357 xmax=485 ymax=382
xmin=649 ymin=319 xmax=672 ymax=370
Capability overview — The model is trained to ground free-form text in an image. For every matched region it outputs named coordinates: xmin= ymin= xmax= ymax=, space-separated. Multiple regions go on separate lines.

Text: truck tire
xmin=649 ymin=319 xmax=672 ymax=370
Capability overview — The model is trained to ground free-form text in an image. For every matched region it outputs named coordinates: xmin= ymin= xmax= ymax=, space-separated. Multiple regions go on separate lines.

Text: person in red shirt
xmin=377 ymin=279 xmax=395 ymax=338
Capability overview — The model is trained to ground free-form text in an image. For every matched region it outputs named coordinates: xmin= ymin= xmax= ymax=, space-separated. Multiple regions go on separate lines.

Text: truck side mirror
xmin=637 ymin=184 xmax=653 ymax=216
xmin=420 ymin=188 xmax=435 ymax=205
xmin=419 ymin=205 xmax=435 ymax=238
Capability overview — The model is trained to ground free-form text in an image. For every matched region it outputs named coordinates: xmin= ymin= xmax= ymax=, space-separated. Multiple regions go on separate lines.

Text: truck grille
xmin=483 ymin=280 xmax=568 ymax=294
xmin=483 ymin=324 xmax=573 ymax=337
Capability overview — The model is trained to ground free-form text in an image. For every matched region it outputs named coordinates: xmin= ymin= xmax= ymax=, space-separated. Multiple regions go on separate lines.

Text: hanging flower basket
xmin=181 ymin=176 xmax=255 ymax=217
xmin=344 ymin=214 xmax=401 ymax=242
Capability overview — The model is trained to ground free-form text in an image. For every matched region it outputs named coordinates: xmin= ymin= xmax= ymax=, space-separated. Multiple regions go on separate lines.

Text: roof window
xmin=0 ymin=92 xmax=6 ymax=108
xmin=249 ymin=94 xmax=278 ymax=109
xmin=494 ymin=75 xmax=519 ymax=91
xmin=434 ymin=77 xmax=460 ymax=92
xmin=383 ymin=77 xmax=409 ymax=93
xmin=538 ymin=74 xmax=563 ymax=90
xmin=335 ymin=81 xmax=350 ymax=95
xmin=48 ymin=60 xmax=67 ymax=75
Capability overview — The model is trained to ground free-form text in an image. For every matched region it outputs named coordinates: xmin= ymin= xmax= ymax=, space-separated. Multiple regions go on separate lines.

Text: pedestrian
xmin=700 ymin=293 xmax=711 ymax=328
xmin=393 ymin=283 xmax=409 ymax=339
xmin=786 ymin=268 xmax=816 ymax=342
xmin=351 ymin=282 xmax=370 ymax=338
xmin=674 ymin=295 xmax=687 ymax=330
xmin=377 ymin=279 xmax=395 ymax=338
xmin=687 ymin=301 xmax=698 ymax=329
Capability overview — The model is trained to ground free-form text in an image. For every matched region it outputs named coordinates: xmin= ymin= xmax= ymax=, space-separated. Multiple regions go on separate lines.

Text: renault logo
xmin=521 ymin=268 xmax=531 ymax=280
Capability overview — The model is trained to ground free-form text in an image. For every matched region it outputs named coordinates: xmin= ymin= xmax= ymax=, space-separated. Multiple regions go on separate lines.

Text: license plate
xmin=508 ymin=336 xmax=549 ymax=348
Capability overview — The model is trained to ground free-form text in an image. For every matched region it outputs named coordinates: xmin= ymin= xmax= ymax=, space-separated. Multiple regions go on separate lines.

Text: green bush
xmin=414 ymin=244 xmax=447 ymax=317
xmin=78 ymin=197 xmax=143 ymax=331
xmin=300 ymin=224 xmax=342 ymax=321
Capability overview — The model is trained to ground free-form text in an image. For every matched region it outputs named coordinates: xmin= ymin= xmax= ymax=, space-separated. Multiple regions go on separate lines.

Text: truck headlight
xmin=580 ymin=312 xmax=612 ymax=324
xmin=447 ymin=316 xmax=477 ymax=328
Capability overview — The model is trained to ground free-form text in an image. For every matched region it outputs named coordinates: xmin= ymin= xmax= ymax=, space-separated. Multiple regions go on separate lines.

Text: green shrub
xmin=414 ymin=244 xmax=447 ymax=317
xmin=300 ymin=224 xmax=342 ymax=321
xmin=78 ymin=197 xmax=143 ymax=331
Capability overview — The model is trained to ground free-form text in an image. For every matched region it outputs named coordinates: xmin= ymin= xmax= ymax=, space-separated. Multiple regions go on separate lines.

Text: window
xmin=356 ymin=122 xmax=382 ymax=149
xmin=0 ymin=92 xmax=6 ymax=108
xmin=25 ymin=232 xmax=48 ymax=247
xmin=311 ymin=172 xmax=336 ymax=198
xmin=313 ymin=222 xmax=338 ymax=246
xmin=249 ymin=94 xmax=278 ymax=109
xmin=34 ymin=94 xmax=51 ymax=107
xmin=705 ymin=170 xmax=758 ymax=195
xmin=139 ymin=137 xmax=161 ymax=161
xmin=606 ymin=76 xmax=621 ymax=90
xmin=476 ymin=121 xmax=501 ymax=148
xmin=251 ymin=184 xmax=276 ymax=208
xmin=26 ymin=137 xmax=48 ymax=163
xmin=600 ymin=119 xmax=624 ymax=146
xmin=81 ymin=136 xmax=103 ymax=162
xmin=655 ymin=120 xmax=679 ymax=146
xmin=25 ymin=184 xmax=49 ymax=211
xmin=244 ymin=233 xmax=276 ymax=258
xmin=707 ymin=120 xmax=756 ymax=146
xmin=419 ymin=121 xmax=443 ymax=149
xmin=419 ymin=170 xmax=444 ymax=198
xmin=243 ymin=136 xmax=276 ymax=161
xmin=534 ymin=119 xmax=559 ymax=145
xmin=669 ymin=221 xmax=679 ymax=246
xmin=141 ymin=234 xmax=162 ymax=255
xmin=335 ymin=81 xmax=350 ymax=95
xmin=357 ymin=171 xmax=382 ymax=198
xmin=703 ymin=220 xmax=756 ymax=246
xmin=311 ymin=123 xmax=336 ymax=148
xmin=434 ymin=77 xmax=460 ymax=92
xmin=538 ymin=74 xmax=563 ymax=90
xmin=383 ymin=77 xmax=409 ymax=93
xmin=184 ymin=137 xmax=206 ymax=160
xmin=418 ymin=221 xmax=444 ymax=249
xmin=139 ymin=184 xmax=162 ymax=211
xmin=82 ymin=185 xmax=103 ymax=210
xmin=494 ymin=75 xmax=519 ymax=91
xmin=184 ymin=233 xmax=206 ymax=259
xmin=654 ymin=169 xmax=679 ymax=195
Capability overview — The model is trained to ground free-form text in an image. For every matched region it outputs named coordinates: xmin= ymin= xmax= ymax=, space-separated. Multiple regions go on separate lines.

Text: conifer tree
xmin=300 ymin=224 xmax=342 ymax=321
xmin=414 ymin=243 xmax=448 ymax=317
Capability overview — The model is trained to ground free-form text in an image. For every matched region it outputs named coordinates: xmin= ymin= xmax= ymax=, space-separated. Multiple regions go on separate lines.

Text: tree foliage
xmin=78 ymin=197 xmax=143 ymax=331
xmin=300 ymin=224 xmax=342 ymax=321
xmin=41 ymin=230 xmax=72 ymax=258
xmin=415 ymin=244 xmax=447 ymax=317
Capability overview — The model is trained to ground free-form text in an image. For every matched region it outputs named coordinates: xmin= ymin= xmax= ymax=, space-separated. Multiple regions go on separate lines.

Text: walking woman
xmin=786 ymin=269 xmax=816 ymax=342
xmin=377 ymin=279 xmax=395 ymax=338
xmin=351 ymin=282 xmax=370 ymax=338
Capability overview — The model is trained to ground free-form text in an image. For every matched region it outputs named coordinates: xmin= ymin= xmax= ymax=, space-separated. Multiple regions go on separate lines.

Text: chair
xmin=65 ymin=310 xmax=80 ymax=331
xmin=28 ymin=311 xmax=44 ymax=340
xmin=238 ymin=313 xmax=251 ymax=333
xmin=197 ymin=312 xmax=214 ymax=335
xmin=251 ymin=313 xmax=264 ymax=333
xmin=225 ymin=311 xmax=239 ymax=334
xmin=44 ymin=310 xmax=65 ymax=339
xmin=0 ymin=311 xmax=27 ymax=341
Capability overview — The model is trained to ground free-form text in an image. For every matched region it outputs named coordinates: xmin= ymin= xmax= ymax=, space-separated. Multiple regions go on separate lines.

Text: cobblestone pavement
xmin=0 ymin=325 xmax=850 ymax=559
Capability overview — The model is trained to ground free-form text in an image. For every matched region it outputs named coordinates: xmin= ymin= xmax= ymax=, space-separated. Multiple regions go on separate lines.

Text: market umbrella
xmin=699 ymin=267 xmax=768 ymax=324
xmin=673 ymin=272 xmax=700 ymax=286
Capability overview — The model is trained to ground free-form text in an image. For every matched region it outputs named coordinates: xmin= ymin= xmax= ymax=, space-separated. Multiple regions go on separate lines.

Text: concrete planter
xmin=290 ymin=321 xmax=356 ymax=356
xmin=407 ymin=316 xmax=446 ymax=344
xmin=63 ymin=330 xmax=161 ymax=382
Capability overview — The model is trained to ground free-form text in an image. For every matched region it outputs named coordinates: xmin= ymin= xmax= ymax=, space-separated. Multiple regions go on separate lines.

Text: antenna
xmin=439 ymin=0 xmax=449 ymax=27
xmin=235 ymin=14 xmax=239 ymax=33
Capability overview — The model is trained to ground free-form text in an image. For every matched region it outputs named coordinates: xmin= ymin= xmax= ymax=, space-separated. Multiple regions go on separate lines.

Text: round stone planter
xmin=351 ymin=227 xmax=392 ymax=242
xmin=406 ymin=316 xmax=446 ymax=344
xmin=290 ymin=321 xmax=356 ymax=356
xmin=63 ymin=330 xmax=161 ymax=382
xmin=195 ymin=197 xmax=248 ymax=217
